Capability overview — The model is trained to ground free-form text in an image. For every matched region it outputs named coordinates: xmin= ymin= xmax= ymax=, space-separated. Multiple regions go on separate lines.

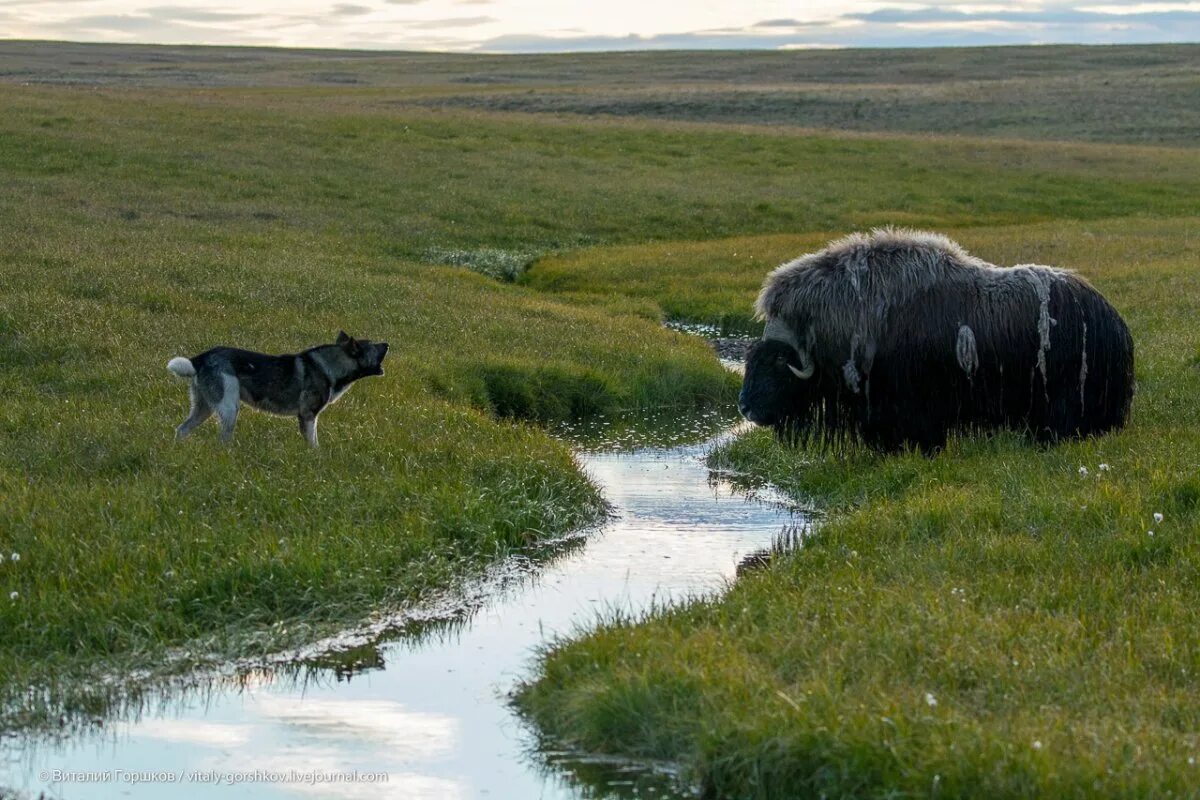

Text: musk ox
xmin=739 ymin=229 xmax=1134 ymax=452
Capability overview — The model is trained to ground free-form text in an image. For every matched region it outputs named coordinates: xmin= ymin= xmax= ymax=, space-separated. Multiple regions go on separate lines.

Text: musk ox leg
xmin=910 ymin=423 xmax=948 ymax=456
xmin=860 ymin=415 xmax=946 ymax=455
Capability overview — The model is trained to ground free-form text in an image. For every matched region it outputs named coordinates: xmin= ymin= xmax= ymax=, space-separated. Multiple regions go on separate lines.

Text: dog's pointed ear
xmin=337 ymin=331 xmax=362 ymax=356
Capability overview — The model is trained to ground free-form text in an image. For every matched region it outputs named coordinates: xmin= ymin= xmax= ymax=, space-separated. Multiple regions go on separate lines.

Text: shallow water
xmin=2 ymin=413 xmax=801 ymax=800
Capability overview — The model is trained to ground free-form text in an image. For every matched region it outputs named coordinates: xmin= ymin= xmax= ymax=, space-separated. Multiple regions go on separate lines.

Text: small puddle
xmin=2 ymin=407 xmax=804 ymax=800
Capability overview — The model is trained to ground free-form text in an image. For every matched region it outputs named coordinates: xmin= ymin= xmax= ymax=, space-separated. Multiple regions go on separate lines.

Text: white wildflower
xmin=1099 ymin=463 xmax=1110 ymax=472
xmin=8 ymin=592 xmax=16 ymax=601
xmin=1149 ymin=531 xmax=1155 ymax=538
xmin=10 ymin=553 xmax=18 ymax=562
xmin=1154 ymin=512 xmax=1164 ymax=524
xmin=1032 ymin=740 xmax=1043 ymax=750
xmin=925 ymin=692 xmax=937 ymax=708
xmin=1079 ymin=466 xmax=1089 ymax=476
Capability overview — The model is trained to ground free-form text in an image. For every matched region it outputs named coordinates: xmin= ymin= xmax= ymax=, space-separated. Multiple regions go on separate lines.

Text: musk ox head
xmin=738 ymin=318 xmax=818 ymax=430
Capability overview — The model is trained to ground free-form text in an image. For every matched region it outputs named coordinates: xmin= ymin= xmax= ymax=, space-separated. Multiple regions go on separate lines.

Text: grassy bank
xmin=525 ymin=202 xmax=1200 ymax=332
xmin=517 ymin=217 xmax=1200 ymax=797
xmin=0 ymin=209 xmax=734 ymax=730
xmin=0 ymin=77 xmax=751 ymax=729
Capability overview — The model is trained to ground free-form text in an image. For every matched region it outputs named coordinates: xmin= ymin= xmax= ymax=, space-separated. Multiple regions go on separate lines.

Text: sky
xmin=1 ymin=0 xmax=1199 ymax=52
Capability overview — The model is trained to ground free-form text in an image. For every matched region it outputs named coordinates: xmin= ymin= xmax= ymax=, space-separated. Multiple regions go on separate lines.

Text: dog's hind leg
xmin=176 ymin=384 xmax=212 ymax=440
xmin=214 ymin=374 xmax=241 ymax=444
xmin=298 ymin=414 xmax=319 ymax=449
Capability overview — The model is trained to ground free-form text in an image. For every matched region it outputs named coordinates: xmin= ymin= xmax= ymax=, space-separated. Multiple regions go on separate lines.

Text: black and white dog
xmin=167 ymin=332 xmax=389 ymax=447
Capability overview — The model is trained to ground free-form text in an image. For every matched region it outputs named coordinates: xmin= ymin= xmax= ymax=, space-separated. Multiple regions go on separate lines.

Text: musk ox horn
xmin=764 ymin=318 xmax=815 ymax=379
xmin=762 ymin=317 xmax=799 ymax=348
xmin=788 ymin=350 xmax=815 ymax=380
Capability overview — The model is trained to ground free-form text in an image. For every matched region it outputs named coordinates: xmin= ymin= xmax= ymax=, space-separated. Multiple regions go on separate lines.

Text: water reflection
xmin=535 ymin=747 xmax=691 ymax=799
xmin=550 ymin=405 xmax=739 ymax=453
xmin=2 ymin=409 xmax=802 ymax=800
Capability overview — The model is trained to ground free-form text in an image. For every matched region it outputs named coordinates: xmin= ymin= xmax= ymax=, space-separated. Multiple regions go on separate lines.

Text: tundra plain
xmin=1 ymin=41 xmax=1200 ymax=798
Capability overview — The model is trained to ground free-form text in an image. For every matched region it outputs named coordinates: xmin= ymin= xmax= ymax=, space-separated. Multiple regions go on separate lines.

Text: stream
xmin=2 ymin=406 xmax=803 ymax=800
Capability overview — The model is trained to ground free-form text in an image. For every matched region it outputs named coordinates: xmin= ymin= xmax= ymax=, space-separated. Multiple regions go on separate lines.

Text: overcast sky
xmin=2 ymin=1 xmax=1199 ymax=51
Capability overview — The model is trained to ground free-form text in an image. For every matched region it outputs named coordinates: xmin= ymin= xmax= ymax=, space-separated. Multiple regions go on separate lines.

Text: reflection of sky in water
xmin=6 ymin=423 xmax=799 ymax=800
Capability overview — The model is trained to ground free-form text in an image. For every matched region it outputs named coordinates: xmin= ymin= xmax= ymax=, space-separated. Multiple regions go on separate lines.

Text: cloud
xmin=461 ymin=1 xmax=1200 ymax=52
xmin=472 ymin=6 xmax=1200 ymax=53
xmin=405 ymin=15 xmax=494 ymax=28
xmin=848 ymin=6 xmax=1100 ymax=23
xmin=1081 ymin=2 xmax=1200 ymax=12
xmin=474 ymin=31 xmax=814 ymax=52
xmin=843 ymin=3 xmax=1200 ymax=34
xmin=7 ymin=0 xmax=1200 ymax=52
xmin=842 ymin=0 xmax=1200 ymax=25
xmin=43 ymin=13 xmax=198 ymax=34
xmin=141 ymin=5 xmax=261 ymax=22
xmin=751 ymin=17 xmax=837 ymax=29
xmin=752 ymin=18 xmax=805 ymax=28
xmin=331 ymin=3 xmax=374 ymax=16
xmin=28 ymin=5 xmax=299 ymax=42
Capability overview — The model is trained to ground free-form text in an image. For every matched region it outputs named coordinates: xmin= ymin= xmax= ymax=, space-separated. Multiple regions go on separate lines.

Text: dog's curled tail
xmin=167 ymin=357 xmax=196 ymax=378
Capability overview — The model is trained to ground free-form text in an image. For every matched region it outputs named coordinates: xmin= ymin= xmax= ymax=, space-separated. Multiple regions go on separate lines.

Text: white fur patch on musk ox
xmin=738 ymin=228 xmax=1134 ymax=452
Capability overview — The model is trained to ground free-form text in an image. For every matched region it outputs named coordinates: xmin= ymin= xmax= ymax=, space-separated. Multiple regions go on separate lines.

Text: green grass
xmin=6 ymin=41 xmax=1200 ymax=146
xmin=12 ymin=82 xmax=1200 ymax=269
xmin=525 ymin=207 xmax=1200 ymax=332
xmin=516 ymin=218 xmax=1200 ymax=797
xmin=6 ymin=43 xmax=1200 ymax=798
xmin=0 ymin=76 xmax=754 ymax=729
xmin=0 ymin=208 xmax=734 ymax=727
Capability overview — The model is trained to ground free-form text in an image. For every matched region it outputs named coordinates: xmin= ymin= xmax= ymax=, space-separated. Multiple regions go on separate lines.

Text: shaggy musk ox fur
xmin=739 ymin=229 xmax=1134 ymax=452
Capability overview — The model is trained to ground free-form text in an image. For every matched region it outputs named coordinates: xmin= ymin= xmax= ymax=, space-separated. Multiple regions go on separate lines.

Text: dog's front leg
xmin=299 ymin=414 xmax=319 ymax=448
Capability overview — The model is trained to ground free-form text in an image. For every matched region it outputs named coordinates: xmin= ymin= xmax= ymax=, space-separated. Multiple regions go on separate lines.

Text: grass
xmin=6 ymin=41 xmax=1200 ymax=146
xmin=0 ymin=207 xmax=734 ymax=728
xmin=516 ymin=218 xmax=1200 ymax=797
xmin=0 ymin=72 xmax=754 ymax=730
xmin=525 ymin=209 xmax=1200 ymax=332
xmin=4 ymin=41 xmax=1200 ymax=798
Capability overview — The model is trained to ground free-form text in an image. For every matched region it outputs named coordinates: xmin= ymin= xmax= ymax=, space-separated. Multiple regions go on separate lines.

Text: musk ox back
xmin=739 ymin=229 xmax=1134 ymax=452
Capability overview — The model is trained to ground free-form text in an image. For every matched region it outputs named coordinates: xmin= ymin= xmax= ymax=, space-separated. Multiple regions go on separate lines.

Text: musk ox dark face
xmin=738 ymin=339 xmax=818 ymax=429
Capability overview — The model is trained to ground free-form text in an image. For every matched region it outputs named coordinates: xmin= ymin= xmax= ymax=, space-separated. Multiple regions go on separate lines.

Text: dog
xmin=167 ymin=332 xmax=389 ymax=447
